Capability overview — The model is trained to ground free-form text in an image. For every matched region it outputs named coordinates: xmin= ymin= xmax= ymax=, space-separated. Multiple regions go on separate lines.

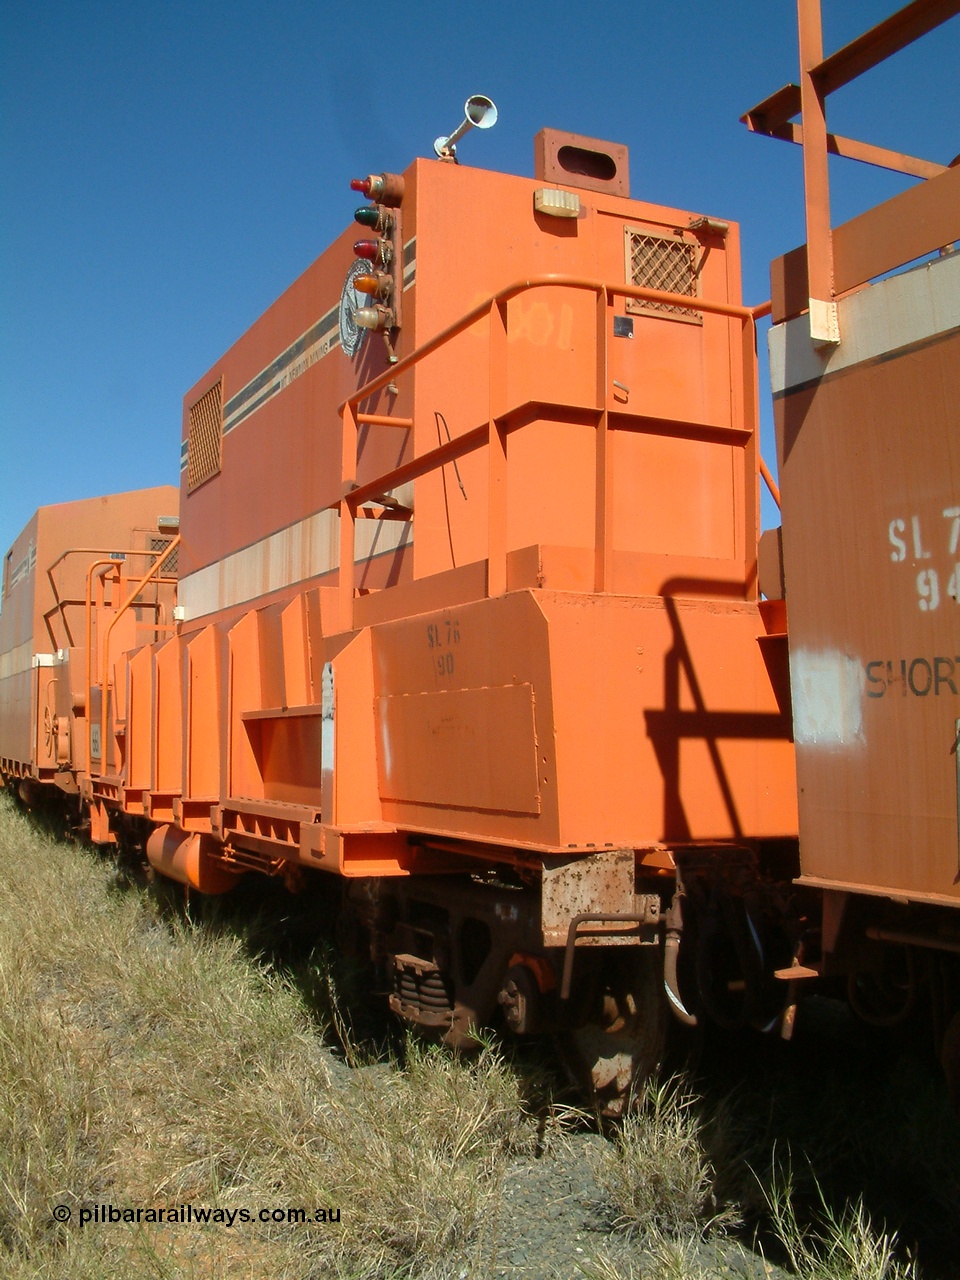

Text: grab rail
xmin=90 ymin=536 xmax=181 ymax=769
xmin=336 ymin=273 xmax=772 ymax=628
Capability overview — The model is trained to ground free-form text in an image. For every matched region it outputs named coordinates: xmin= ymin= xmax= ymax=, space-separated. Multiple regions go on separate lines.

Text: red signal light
xmin=353 ymin=240 xmax=392 ymax=266
xmin=348 ymin=173 xmax=405 ymax=207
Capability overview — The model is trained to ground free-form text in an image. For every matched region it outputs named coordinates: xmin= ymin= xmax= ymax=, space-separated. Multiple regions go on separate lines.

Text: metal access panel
xmin=772 ymin=250 xmax=960 ymax=906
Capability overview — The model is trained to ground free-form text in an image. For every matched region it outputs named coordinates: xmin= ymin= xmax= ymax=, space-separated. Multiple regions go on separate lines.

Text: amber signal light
xmin=355 ymin=272 xmax=392 ymax=299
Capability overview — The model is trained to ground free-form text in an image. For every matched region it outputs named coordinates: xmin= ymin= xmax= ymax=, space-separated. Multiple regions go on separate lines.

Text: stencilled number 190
xmin=426 ymin=618 xmax=460 ymax=677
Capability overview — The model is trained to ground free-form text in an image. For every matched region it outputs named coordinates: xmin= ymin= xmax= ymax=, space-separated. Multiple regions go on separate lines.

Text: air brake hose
xmin=663 ymin=893 xmax=697 ymax=1026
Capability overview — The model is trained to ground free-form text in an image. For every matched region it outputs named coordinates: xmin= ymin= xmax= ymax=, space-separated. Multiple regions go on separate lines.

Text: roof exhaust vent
xmin=535 ymin=129 xmax=630 ymax=198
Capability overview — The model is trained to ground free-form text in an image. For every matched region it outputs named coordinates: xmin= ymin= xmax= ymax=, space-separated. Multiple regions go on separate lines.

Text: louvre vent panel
xmin=625 ymin=229 xmax=702 ymax=324
xmin=187 ymin=381 xmax=223 ymax=491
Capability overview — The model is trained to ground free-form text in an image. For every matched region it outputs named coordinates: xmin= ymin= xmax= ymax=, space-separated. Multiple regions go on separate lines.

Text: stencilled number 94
xmin=917 ymin=566 xmax=960 ymax=611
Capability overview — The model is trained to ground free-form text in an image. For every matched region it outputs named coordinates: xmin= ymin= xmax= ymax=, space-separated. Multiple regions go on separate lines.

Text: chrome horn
xmin=433 ymin=95 xmax=498 ymax=159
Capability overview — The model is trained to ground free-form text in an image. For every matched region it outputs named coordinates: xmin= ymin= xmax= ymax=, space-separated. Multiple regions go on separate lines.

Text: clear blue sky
xmin=2 ymin=1 xmax=957 ymax=561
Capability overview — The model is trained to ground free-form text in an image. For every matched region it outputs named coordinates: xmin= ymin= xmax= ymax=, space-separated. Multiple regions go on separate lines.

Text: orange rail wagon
xmin=1 ymin=0 xmax=958 ymax=1111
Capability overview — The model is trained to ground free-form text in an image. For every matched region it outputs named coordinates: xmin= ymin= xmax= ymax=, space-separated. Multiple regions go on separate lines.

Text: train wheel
xmin=558 ymin=946 xmax=666 ymax=1117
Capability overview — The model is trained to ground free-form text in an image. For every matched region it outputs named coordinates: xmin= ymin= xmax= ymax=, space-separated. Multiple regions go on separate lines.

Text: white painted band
xmin=769 ymin=250 xmax=960 ymax=397
xmin=176 ymin=508 xmax=412 ymax=622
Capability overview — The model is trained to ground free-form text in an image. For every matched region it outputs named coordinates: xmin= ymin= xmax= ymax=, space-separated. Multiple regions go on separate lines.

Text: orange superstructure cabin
xmin=0 ymin=488 xmax=179 ymax=826
xmin=159 ymin=127 xmax=795 ymax=888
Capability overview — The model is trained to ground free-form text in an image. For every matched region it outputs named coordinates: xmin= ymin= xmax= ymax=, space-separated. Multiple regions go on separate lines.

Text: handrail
xmin=85 ymin=559 xmax=123 ymax=767
xmin=759 ymin=457 xmax=782 ymax=511
xmin=93 ymin=536 xmax=181 ymax=771
xmin=47 ymin=545 xmax=167 ymax=650
xmin=339 ymin=273 xmax=769 ymax=418
xmin=335 ymin=274 xmax=774 ymax=627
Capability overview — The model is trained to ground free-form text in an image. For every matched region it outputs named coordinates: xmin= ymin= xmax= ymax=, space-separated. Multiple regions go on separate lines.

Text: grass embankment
xmin=0 ymin=788 xmax=954 ymax=1279
xmin=0 ymin=793 xmax=526 ymax=1278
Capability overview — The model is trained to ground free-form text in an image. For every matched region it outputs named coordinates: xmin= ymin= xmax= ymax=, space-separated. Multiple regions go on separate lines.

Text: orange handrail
xmin=339 ymin=274 xmax=767 ymax=417
xmin=336 ymin=275 xmax=771 ymax=627
xmin=85 ymin=559 xmax=123 ymax=768
xmin=46 ymin=544 xmax=165 ymax=651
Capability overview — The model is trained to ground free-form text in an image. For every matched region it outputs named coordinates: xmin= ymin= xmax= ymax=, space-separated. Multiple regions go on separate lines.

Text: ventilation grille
xmin=625 ymin=229 xmax=702 ymax=323
xmin=187 ymin=381 xmax=223 ymax=491
xmin=149 ymin=535 xmax=179 ymax=576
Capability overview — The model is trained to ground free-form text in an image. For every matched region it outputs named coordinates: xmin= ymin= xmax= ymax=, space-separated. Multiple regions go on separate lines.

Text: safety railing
xmin=336 ymin=273 xmax=773 ymax=630
xmin=82 ymin=537 xmax=181 ymax=770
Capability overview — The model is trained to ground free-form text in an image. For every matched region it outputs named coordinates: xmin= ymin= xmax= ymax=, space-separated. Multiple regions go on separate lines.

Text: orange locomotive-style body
xmin=170 ymin=130 xmax=794 ymax=866
xmin=159 ymin=126 xmax=799 ymax=1106
xmin=2 ymin=1 xmax=957 ymax=1111
xmin=0 ymin=489 xmax=179 ymax=813
xmin=0 ymin=128 xmax=798 ymax=1109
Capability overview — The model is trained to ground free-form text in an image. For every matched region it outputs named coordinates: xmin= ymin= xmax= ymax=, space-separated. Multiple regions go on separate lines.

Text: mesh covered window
xmin=624 ymin=228 xmax=702 ymax=324
xmin=187 ymin=380 xmax=223 ymax=491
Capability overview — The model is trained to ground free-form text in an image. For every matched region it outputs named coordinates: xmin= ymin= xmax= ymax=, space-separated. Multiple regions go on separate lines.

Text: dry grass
xmin=1 ymin=787 xmax=952 ymax=1280
xmin=592 ymin=1077 xmax=737 ymax=1243
xmin=764 ymin=1180 xmax=918 ymax=1280
xmin=0 ymin=790 xmax=530 ymax=1279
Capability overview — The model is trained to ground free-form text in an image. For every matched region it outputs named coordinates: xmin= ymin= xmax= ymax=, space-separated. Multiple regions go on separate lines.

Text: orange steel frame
xmin=742 ymin=0 xmax=960 ymax=341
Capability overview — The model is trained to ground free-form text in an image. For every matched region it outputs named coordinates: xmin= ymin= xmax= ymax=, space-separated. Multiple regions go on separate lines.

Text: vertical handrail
xmin=594 ymin=286 xmax=612 ymax=592
xmin=339 ymin=398 xmax=358 ymax=630
xmin=85 ymin=559 xmax=122 ymax=770
xmin=486 ymin=298 xmax=509 ymax=597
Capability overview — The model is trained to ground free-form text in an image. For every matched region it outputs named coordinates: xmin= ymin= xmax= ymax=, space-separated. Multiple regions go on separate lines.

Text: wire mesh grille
xmin=187 ymin=380 xmax=223 ymax=491
xmin=625 ymin=230 xmax=702 ymax=323
xmin=149 ymin=535 xmax=179 ymax=575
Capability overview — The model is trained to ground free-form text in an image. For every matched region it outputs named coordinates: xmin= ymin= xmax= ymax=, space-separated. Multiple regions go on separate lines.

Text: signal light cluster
xmin=348 ymin=171 xmax=405 ymax=339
